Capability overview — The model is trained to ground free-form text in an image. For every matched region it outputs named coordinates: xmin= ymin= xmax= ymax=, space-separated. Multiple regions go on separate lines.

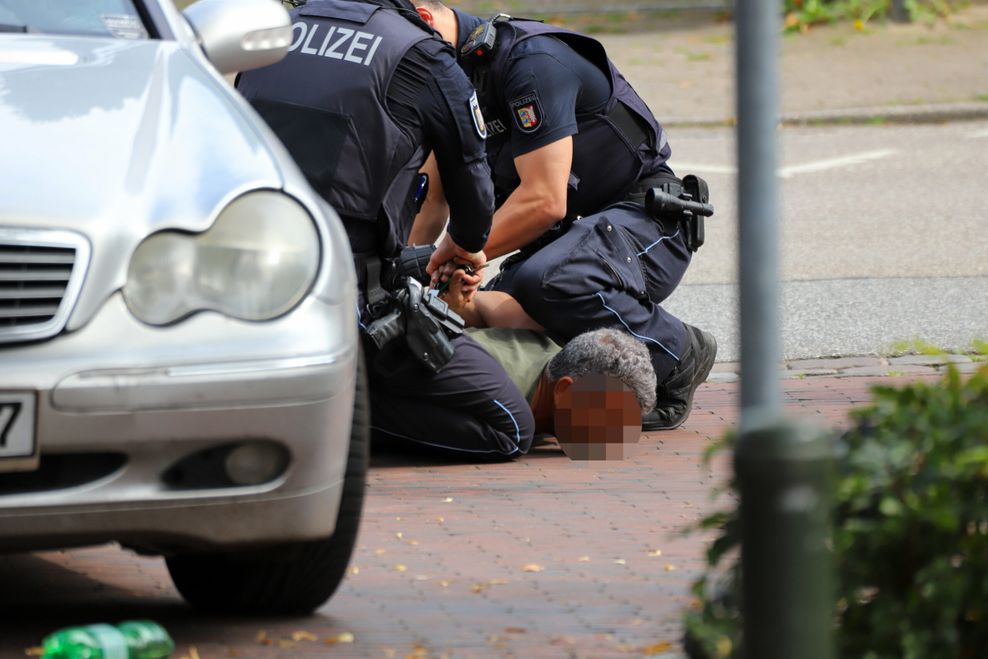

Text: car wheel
xmin=165 ymin=348 xmax=370 ymax=615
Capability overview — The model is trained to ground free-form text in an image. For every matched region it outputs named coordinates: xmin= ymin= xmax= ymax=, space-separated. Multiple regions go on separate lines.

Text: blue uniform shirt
xmin=453 ymin=9 xmax=671 ymax=218
xmin=454 ymin=11 xmax=611 ymax=159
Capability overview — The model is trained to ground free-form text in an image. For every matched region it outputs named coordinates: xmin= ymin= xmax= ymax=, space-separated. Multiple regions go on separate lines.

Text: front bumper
xmin=0 ymin=291 xmax=359 ymax=554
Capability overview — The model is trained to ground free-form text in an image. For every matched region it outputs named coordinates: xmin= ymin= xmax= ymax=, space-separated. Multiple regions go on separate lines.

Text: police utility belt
xmin=520 ymin=174 xmax=715 ymax=259
xmin=361 ymin=245 xmax=465 ymax=375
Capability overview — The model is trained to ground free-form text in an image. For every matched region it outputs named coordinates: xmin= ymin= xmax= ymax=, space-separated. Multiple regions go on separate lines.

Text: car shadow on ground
xmin=0 ymin=553 xmax=180 ymax=645
xmin=0 ymin=551 xmax=346 ymax=653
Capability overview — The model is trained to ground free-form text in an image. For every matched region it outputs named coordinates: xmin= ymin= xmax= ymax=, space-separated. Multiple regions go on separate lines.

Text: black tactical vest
xmin=237 ymin=0 xmax=430 ymax=237
xmin=471 ymin=19 xmax=672 ymax=217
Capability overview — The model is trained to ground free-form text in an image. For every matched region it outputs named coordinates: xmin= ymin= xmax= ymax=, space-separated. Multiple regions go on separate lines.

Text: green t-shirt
xmin=467 ymin=328 xmax=563 ymax=400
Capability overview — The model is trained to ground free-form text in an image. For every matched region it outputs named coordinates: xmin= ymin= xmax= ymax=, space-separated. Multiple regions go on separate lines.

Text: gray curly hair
xmin=546 ymin=329 xmax=657 ymax=413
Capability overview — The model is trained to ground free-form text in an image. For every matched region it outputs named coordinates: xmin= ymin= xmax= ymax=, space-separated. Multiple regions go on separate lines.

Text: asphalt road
xmin=654 ymin=120 xmax=988 ymax=361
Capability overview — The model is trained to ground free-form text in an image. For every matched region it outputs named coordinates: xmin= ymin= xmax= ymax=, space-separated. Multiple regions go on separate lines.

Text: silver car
xmin=0 ymin=0 xmax=367 ymax=614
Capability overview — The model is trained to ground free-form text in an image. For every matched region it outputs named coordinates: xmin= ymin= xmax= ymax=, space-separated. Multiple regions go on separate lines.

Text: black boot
xmin=642 ymin=325 xmax=717 ymax=431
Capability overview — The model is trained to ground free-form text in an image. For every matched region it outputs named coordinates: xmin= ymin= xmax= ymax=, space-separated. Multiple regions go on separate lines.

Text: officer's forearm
xmin=409 ymin=202 xmax=448 ymax=246
xmin=483 ymin=188 xmax=565 ymax=259
xmin=443 ymin=159 xmax=495 ymax=253
xmin=483 ymin=138 xmax=572 ymax=258
xmin=409 ymin=154 xmax=449 ymax=245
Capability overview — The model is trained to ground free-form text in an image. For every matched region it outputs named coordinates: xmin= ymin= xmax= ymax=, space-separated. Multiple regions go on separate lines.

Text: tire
xmin=166 ymin=347 xmax=370 ymax=615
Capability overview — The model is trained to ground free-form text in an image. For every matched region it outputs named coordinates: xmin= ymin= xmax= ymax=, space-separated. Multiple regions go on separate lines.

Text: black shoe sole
xmin=642 ymin=331 xmax=718 ymax=431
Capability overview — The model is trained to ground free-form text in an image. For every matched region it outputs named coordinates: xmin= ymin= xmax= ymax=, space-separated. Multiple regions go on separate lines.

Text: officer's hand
xmin=427 ymin=234 xmax=487 ymax=285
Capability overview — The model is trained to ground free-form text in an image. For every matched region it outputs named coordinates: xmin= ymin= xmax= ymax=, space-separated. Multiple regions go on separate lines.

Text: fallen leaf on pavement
xmin=325 ymin=632 xmax=355 ymax=645
xmin=375 ymin=549 xmax=387 ymax=556
xmin=614 ymin=559 xmax=627 ymax=565
xmin=647 ymin=549 xmax=663 ymax=557
xmin=189 ymin=648 xmax=201 ymax=659
xmin=24 ymin=648 xmax=43 ymax=657
xmin=277 ymin=640 xmax=295 ymax=649
xmin=393 ymin=564 xmax=408 ymax=572
xmin=396 ymin=532 xmax=404 ymax=540
xmin=406 ymin=645 xmax=429 ymax=658
xmin=522 ymin=563 xmax=543 ymax=572
xmin=642 ymin=641 xmax=673 ymax=655
xmin=664 ymin=564 xmax=677 ymax=572
xmin=577 ymin=556 xmax=590 ymax=562
xmin=292 ymin=631 xmax=318 ymax=642
xmin=505 ymin=627 xmax=527 ymax=634
xmin=443 ymin=497 xmax=454 ymax=503
xmin=436 ymin=517 xmax=445 ymax=523
xmin=470 ymin=579 xmax=506 ymax=593
xmin=414 ymin=574 xmax=431 ymax=581
xmin=256 ymin=631 xmax=273 ymax=646
xmin=439 ymin=580 xmax=450 ymax=588
xmin=350 ymin=566 xmax=360 ymax=575
xmin=408 ymin=540 xmax=419 ymax=546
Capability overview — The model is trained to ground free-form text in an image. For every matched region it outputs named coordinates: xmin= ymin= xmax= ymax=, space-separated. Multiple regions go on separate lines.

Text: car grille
xmin=0 ymin=228 xmax=90 ymax=345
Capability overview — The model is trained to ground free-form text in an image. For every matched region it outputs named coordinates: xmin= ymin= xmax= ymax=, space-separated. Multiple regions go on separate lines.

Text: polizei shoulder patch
xmin=509 ymin=92 xmax=543 ymax=133
xmin=469 ymin=92 xmax=488 ymax=140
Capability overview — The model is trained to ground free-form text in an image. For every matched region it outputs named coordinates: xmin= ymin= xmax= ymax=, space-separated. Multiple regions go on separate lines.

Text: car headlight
xmin=123 ymin=191 xmax=320 ymax=325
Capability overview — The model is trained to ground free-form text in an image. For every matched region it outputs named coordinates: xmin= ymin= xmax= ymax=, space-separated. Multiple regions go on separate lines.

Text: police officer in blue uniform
xmin=410 ymin=1 xmax=717 ymax=431
xmin=237 ymin=0 xmax=535 ymax=458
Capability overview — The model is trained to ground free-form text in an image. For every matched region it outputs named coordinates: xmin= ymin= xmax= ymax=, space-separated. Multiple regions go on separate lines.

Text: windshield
xmin=0 ymin=0 xmax=149 ymax=39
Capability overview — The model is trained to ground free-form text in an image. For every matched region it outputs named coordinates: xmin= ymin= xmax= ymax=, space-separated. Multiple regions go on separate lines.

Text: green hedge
xmin=783 ymin=0 xmax=954 ymax=30
xmin=685 ymin=363 xmax=988 ymax=658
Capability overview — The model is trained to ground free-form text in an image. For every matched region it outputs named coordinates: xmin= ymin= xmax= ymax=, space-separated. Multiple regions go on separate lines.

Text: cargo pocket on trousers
xmin=541 ymin=215 xmax=649 ymax=301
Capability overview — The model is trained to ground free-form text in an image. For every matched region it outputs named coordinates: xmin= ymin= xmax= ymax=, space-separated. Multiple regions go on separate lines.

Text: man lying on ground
xmin=444 ymin=271 xmax=656 ymax=459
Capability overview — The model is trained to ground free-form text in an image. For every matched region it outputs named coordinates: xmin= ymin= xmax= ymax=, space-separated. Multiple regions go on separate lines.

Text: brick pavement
xmin=3 ymin=362 xmax=977 ymax=658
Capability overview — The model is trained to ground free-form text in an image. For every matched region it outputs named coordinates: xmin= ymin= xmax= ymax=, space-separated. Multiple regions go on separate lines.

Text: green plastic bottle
xmin=41 ymin=621 xmax=175 ymax=659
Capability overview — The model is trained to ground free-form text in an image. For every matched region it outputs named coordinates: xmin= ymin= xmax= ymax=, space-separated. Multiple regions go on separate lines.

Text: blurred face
xmin=552 ymin=374 xmax=643 ymax=461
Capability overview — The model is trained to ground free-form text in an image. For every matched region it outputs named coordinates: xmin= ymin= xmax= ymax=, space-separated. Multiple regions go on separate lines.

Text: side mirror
xmin=183 ymin=0 xmax=292 ymax=75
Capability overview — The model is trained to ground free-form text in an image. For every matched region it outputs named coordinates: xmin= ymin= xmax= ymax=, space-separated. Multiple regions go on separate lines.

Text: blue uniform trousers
xmin=366 ymin=334 xmax=534 ymax=460
xmin=491 ymin=202 xmax=690 ymax=383
xmin=354 ymin=252 xmax=534 ymax=460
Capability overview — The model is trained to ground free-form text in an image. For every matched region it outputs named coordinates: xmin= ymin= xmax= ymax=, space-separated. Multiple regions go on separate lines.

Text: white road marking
xmin=670 ymin=163 xmax=738 ymax=175
xmin=776 ymin=149 xmax=898 ymax=178
xmin=674 ymin=149 xmax=899 ymax=180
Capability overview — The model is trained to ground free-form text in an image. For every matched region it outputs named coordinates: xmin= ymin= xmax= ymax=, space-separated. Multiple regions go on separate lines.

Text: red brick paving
xmin=0 ymin=373 xmax=943 ymax=659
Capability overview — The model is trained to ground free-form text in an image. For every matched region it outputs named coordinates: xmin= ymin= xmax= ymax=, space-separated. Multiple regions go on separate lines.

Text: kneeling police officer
xmin=409 ymin=2 xmax=717 ymax=431
xmin=237 ymin=0 xmax=535 ymax=458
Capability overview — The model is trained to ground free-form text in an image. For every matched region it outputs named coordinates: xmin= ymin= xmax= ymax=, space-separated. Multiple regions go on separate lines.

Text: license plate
xmin=0 ymin=392 xmax=38 ymax=473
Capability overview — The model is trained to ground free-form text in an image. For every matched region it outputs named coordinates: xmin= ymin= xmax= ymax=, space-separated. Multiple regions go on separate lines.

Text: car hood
xmin=0 ymin=35 xmax=285 ymax=328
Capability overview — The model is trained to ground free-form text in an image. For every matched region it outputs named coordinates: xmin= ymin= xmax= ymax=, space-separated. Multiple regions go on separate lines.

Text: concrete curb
xmin=707 ymin=354 xmax=987 ymax=383
xmin=664 ymin=101 xmax=988 ymax=128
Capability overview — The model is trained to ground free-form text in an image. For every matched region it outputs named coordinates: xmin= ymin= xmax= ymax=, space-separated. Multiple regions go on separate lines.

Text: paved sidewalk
xmin=5 ymin=364 xmax=981 ymax=658
xmin=598 ymin=3 xmax=988 ymax=126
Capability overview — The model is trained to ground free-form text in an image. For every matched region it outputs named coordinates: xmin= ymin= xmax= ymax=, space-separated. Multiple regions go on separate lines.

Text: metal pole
xmin=736 ymin=0 xmax=780 ymax=422
xmin=733 ymin=0 xmax=834 ymax=657
xmin=890 ymin=0 xmax=911 ymax=22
